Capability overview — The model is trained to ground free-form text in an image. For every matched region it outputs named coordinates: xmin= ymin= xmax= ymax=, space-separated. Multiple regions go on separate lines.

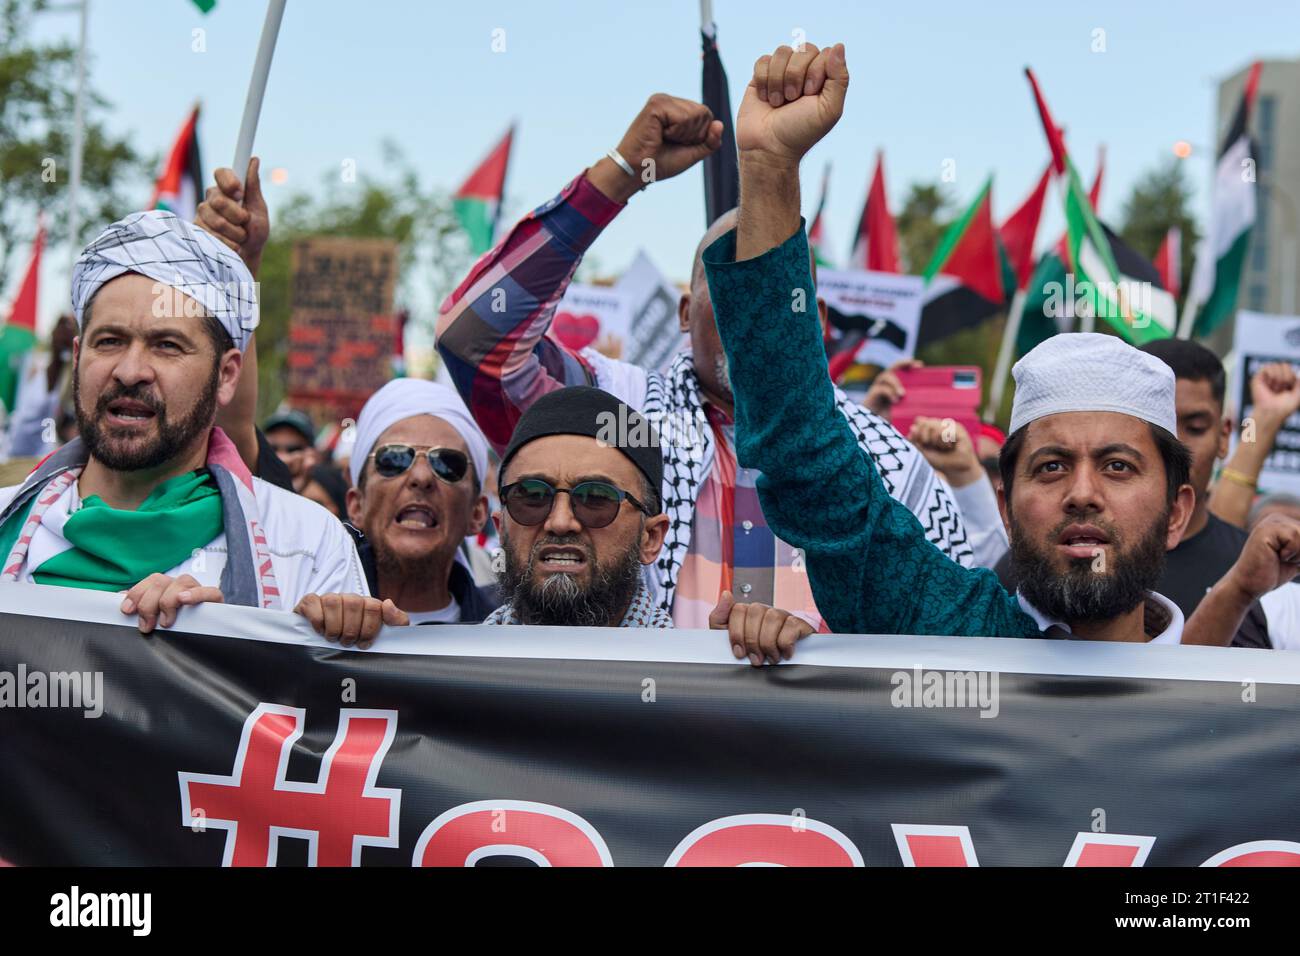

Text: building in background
xmin=1220 ymin=59 xmax=1300 ymax=320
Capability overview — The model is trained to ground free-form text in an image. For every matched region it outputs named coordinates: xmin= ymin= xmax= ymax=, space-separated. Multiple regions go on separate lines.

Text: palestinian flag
xmin=1000 ymin=163 xmax=1051 ymax=292
xmin=1155 ymin=226 xmax=1182 ymax=300
xmin=1025 ymin=69 xmax=1172 ymax=345
xmin=849 ymin=152 xmax=900 ymax=273
xmin=1058 ymin=145 xmax=1104 ymax=261
xmin=454 ymin=125 xmax=514 ymax=255
xmin=1016 ymin=159 xmax=1105 ymax=355
xmin=917 ymin=176 xmax=1007 ymax=347
xmin=1018 ymin=223 xmax=1174 ymax=356
xmin=149 ymin=105 xmax=203 ymax=221
xmin=1186 ymin=61 xmax=1261 ymax=336
xmin=809 ymin=162 xmax=833 ymax=268
xmin=0 ymin=222 xmax=43 ymax=414
xmin=701 ymin=20 xmax=740 ymax=227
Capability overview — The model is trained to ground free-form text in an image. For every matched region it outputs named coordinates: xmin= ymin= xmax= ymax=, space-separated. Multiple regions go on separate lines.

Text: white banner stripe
xmin=2 ymin=581 xmax=1296 ymax=685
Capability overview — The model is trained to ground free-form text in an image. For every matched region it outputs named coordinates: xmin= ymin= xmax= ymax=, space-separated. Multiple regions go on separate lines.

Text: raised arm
xmin=706 ymin=41 xmax=1032 ymax=638
xmin=197 ymin=158 xmax=268 ymax=474
xmin=436 ymin=95 xmax=723 ymax=453
xmin=1183 ymin=514 xmax=1300 ymax=645
xmin=1209 ymin=362 xmax=1300 ymax=528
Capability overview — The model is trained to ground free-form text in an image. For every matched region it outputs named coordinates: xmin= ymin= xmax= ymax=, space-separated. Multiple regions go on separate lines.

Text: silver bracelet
xmin=606 ymin=148 xmax=636 ymax=178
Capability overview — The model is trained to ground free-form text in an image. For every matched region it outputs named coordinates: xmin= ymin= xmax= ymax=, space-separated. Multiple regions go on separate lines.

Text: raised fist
xmin=737 ymin=42 xmax=848 ymax=167
xmin=1249 ymin=361 xmax=1300 ymax=425
xmin=591 ymin=94 xmax=723 ymax=203
xmin=1225 ymin=513 xmax=1300 ymax=602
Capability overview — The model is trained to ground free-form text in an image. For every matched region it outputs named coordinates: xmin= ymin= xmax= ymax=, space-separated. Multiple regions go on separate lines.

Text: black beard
xmin=498 ymin=529 xmax=643 ymax=627
xmin=74 ymin=361 xmax=219 ymax=472
xmin=1010 ymin=509 xmax=1168 ymax=624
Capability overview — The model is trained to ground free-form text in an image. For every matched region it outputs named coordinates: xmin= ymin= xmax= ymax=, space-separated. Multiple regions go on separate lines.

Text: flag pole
xmin=65 ymin=0 xmax=89 ymax=275
xmin=489 ymin=122 xmax=516 ymax=249
xmin=985 ymin=287 xmax=1027 ymax=421
xmin=699 ymin=0 xmax=713 ymax=29
xmin=232 ymin=0 xmax=288 ymax=185
xmin=1176 ymin=293 xmax=1198 ymax=339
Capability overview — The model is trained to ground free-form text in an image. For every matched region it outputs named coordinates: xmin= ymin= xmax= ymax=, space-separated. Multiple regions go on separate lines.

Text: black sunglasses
xmin=499 ymin=478 xmax=649 ymax=529
xmin=369 ymin=444 xmax=470 ymax=484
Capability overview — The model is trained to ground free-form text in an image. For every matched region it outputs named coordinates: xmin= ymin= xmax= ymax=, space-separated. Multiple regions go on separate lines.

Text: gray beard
xmin=498 ymin=529 xmax=643 ymax=627
xmin=1010 ymin=510 xmax=1168 ymax=625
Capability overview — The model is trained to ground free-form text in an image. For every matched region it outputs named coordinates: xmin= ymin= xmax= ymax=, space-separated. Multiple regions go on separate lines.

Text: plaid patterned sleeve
xmin=435 ymin=173 xmax=625 ymax=453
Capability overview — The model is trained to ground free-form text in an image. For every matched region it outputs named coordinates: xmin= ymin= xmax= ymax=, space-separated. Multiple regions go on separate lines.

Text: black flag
xmin=701 ymin=23 xmax=739 ymax=227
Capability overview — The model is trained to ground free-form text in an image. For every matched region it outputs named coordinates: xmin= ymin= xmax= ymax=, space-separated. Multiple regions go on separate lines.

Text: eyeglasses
xmin=369 ymin=444 xmax=470 ymax=484
xmin=499 ymin=478 xmax=649 ymax=529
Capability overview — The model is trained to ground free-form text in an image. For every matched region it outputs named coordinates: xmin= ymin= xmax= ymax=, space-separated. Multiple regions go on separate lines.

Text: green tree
xmin=895 ymin=182 xmax=952 ymax=274
xmin=254 ymin=141 xmax=470 ymax=417
xmin=1118 ymin=158 xmax=1200 ymax=305
xmin=0 ymin=0 xmax=147 ymax=293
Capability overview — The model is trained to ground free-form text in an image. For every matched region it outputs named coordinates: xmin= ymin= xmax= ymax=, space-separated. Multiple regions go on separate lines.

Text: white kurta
xmin=0 ymin=475 xmax=369 ymax=607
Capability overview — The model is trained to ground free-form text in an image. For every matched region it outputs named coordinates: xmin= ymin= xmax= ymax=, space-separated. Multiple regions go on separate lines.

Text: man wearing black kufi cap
xmin=486 ymin=387 xmax=817 ymax=661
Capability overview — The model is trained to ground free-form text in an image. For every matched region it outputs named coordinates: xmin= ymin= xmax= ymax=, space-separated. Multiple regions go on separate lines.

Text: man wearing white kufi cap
xmin=712 ymin=252 xmax=1209 ymax=641
xmin=698 ymin=53 xmax=1300 ymax=652
xmin=294 ymin=378 xmax=501 ymax=648
xmin=0 ymin=211 xmax=368 ymax=631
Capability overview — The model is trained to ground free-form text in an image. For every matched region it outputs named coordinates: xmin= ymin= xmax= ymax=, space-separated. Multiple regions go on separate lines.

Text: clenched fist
xmin=908 ymin=416 xmax=984 ymax=489
xmin=737 ymin=42 xmax=848 ymax=168
xmin=1225 ymin=514 xmax=1300 ymax=602
xmin=588 ymin=94 xmax=723 ymax=204
xmin=1249 ymin=361 xmax=1300 ymax=428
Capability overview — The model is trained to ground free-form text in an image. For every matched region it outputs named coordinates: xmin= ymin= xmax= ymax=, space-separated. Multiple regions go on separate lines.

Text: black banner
xmin=2 ymin=582 xmax=1298 ymax=867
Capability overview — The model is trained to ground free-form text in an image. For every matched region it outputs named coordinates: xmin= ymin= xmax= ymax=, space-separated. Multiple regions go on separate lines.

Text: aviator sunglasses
xmin=369 ymin=444 xmax=470 ymax=484
xmin=499 ymin=477 xmax=650 ymax=529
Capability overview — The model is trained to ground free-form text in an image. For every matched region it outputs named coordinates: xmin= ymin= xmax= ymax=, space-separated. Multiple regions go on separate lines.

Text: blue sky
xmin=20 ymin=0 xmax=1300 ymax=329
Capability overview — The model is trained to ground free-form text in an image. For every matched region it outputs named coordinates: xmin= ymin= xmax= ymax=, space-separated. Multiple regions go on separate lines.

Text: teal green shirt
xmin=702 ymin=223 xmax=1041 ymax=638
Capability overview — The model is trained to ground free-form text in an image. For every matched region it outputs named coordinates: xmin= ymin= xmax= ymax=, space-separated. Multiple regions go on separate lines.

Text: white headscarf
xmin=71 ymin=210 xmax=258 ymax=351
xmin=349 ymin=379 xmax=490 ymax=491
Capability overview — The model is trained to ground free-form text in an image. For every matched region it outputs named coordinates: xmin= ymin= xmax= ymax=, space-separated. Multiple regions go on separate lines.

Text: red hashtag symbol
xmin=179 ymin=704 xmax=401 ymax=866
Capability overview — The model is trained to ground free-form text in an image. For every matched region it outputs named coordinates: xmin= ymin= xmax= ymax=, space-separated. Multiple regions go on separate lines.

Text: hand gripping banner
xmin=1 ymin=581 xmax=1298 ymax=867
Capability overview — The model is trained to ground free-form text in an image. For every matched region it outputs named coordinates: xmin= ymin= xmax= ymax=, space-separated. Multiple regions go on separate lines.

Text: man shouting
xmin=0 ymin=212 xmax=367 ymax=632
xmin=437 ymin=90 xmax=972 ymax=632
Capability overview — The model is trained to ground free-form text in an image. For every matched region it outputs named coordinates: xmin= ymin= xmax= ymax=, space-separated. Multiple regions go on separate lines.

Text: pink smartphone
xmin=889 ymin=366 xmax=983 ymax=442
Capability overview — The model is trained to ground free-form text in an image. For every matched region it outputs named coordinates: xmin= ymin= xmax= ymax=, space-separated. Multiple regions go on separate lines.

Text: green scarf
xmin=30 ymin=469 xmax=223 ymax=592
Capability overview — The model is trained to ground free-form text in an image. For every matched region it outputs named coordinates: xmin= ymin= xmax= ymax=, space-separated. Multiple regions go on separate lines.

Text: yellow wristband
xmin=1219 ymin=467 xmax=1258 ymax=491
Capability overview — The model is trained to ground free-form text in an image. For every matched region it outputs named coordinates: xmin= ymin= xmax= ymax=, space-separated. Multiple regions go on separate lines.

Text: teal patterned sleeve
xmin=701 ymin=224 xmax=1039 ymax=638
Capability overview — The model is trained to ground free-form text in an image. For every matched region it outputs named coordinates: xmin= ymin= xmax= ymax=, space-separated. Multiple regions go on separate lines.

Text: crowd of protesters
xmin=3 ymin=37 xmax=1300 ymax=659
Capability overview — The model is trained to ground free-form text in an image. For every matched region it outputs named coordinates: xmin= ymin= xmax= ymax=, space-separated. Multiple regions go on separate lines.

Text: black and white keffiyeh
xmin=71 ymin=210 xmax=258 ymax=351
xmin=636 ymin=353 xmax=972 ymax=613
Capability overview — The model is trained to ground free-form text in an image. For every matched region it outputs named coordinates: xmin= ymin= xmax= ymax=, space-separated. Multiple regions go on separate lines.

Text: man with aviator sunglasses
xmin=293 ymin=379 xmax=500 ymax=645
xmin=437 ymin=88 xmax=973 ymax=635
xmin=484 ymin=387 xmax=816 ymax=664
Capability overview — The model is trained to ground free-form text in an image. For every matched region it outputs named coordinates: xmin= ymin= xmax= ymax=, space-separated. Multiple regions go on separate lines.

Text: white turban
xmin=349 ymin=379 xmax=490 ymax=492
xmin=71 ymin=210 xmax=258 ymax=351
xmin=1010 ymin=332 xmax=1177 ymax=436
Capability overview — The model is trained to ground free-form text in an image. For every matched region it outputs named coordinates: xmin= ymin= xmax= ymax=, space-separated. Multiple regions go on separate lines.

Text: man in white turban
xmin=294 ymin=378 xmax=501 ymax=647
xmin=0 ymin=210 xmax=368 ymax=631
